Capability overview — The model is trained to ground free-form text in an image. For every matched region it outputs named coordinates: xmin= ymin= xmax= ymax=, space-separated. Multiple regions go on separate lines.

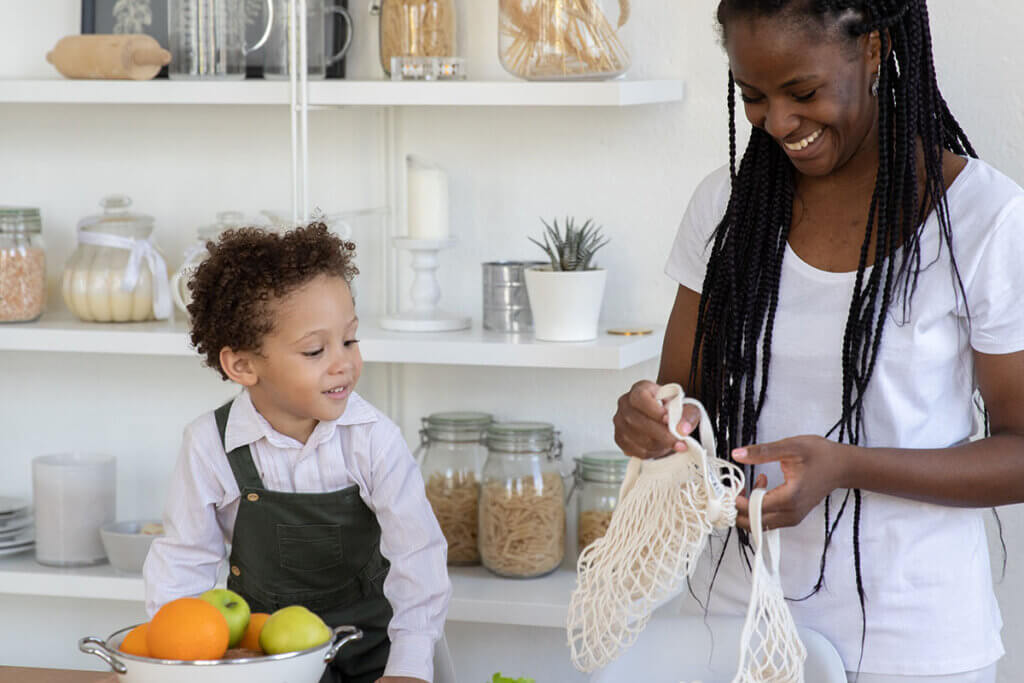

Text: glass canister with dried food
xmin=0 ymin=207 xmax=46 ymax=323
xmin=574 ymin=450 xmax=628 ymax=553
xmin=499 ymin=0 xmax=631 ymax=81
xmin=372 ymin=0 xmax=458 ymax=77
xmin=415 ymin=411 xmax=493 ymax=566
xmin=61 ymin=195 xmax=171 ymax=323
xmin=479 ymin=421 xmax=566 ymax=578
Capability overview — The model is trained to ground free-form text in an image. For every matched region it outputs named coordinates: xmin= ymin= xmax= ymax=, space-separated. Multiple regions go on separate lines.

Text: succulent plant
xmin=529 ymin=217 xmax=609 ymax=272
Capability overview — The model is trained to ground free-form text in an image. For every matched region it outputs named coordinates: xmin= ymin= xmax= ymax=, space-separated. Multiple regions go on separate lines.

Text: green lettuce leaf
xmin=491 ymin=673 xmax=535 ymax=683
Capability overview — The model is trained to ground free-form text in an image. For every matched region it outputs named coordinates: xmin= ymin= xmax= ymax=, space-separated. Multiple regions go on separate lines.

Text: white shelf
xmin=0 ymin=555 xmax=574 ymax=628
xmin=0 ymin=311 xmax=663 ymax=370
xmin=0 ymin=79 xmax=684 ymax=107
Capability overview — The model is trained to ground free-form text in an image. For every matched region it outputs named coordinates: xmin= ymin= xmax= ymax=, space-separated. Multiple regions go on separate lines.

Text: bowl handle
xmin=324 ymin=625 xmax=363 ymax=663
xmin=78 ymin=636 xmax=128 ymax=674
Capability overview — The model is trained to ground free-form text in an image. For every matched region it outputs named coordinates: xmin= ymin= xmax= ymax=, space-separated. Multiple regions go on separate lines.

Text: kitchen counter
xmin=0 ymin=668 xmax=115 ymax=683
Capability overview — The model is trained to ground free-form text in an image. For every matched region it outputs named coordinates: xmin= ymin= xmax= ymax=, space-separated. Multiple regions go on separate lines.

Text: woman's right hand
xmin=613 ymin=380 xmax=702 ymax=459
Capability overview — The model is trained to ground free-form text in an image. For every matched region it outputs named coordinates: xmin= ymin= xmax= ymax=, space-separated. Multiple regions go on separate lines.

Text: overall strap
xmin=214 ymin=400 xmax=265 ymax=490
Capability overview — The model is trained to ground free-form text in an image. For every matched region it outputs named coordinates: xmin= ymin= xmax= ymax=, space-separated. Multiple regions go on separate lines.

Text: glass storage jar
xmin=415 ymin=411 xmax=493 ymax=566
xmin=479 ymin=421 xmax=566 ymax=578
xmin=61 ymin=195 xmax=171 ymax=322
xmin=574 ymin=450 xmax=628 ymax=552
xmin=170 ymin=211 xmax=246 ymax=315
xmin=0 ymin=207 xmax=46 ymax=323
xmin=498 ymin=0 xmax=631 ymax=81
xmin=373 ymin=0 xmax=457 ymax=76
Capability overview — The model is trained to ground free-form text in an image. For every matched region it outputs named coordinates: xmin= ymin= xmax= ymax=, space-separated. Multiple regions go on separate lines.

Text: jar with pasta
xmin=574 ymin=450 xmax=628 ymax=553
xmin=479 ymin=421 xmax=566 ymax=578
xmin=499 ymin=0 xmax=631 ymax=81
xmin=372 ymin=0 xmax=458 ymax=77
xmin=0 ymin=207 xmax=46 ymax=323
xmin=415 ymin=411 xmax=493 ymax=566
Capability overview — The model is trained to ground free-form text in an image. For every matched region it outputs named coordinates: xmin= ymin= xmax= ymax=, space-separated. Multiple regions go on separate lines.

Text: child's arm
xmin=367 ymin=423 xmax=452 ymax=683
xmin=143 ymin=417 xmax=231 ymax=617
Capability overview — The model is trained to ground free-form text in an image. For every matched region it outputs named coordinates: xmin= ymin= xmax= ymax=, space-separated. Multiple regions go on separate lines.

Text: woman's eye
xmin=344 ymin=339 xmax=360 ymax=347
xmin=793 ymin=89 xmax=817 ymax=102
xmin=302 ymin=348 xmax=324 ymax=357
xmin=739 ymin=93 xmax=762 ymax=104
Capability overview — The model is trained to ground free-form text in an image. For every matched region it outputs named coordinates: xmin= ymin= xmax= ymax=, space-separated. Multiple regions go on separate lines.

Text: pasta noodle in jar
xmin=574 ymin=450 xmax=628 ymax=553
xmin=415 ymin=412 xmax=493 ymax=566
xmin=479 ymin=422 xmax=567 ymax=578
xmin=374 ymin=0 xmax=457 ymax=76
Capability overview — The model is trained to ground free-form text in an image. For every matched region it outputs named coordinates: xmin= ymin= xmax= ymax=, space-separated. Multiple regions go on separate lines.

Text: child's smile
xmin=242 ymin=274 xmax=362 ymax=443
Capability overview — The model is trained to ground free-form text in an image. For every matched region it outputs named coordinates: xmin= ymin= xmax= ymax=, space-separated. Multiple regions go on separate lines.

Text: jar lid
xmin=0 ymin=207 xmax=41 ymax=233
xmin=198 ymin=211 xmax=246 ymax=240
xmin=422 ymin=411 xmax=493 ymax=442
xmin=78 ymin=195 xmax=154 ymax=236
xmin=575 ymin=450 xmax=629 ymax=483
xmin=485 ymin=421 xmax=558 ymax=454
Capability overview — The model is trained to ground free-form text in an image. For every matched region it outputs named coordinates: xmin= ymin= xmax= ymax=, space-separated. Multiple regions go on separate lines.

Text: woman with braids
xmin=612 ymin=1 xmax=1024 ymax=681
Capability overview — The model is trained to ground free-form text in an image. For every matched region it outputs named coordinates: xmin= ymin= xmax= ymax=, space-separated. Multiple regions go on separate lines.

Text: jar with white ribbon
xmin=61 ymin=195 xmax=171 ymax=322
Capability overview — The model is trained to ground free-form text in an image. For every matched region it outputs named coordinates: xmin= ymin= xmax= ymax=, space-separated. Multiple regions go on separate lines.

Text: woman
xmin=613 ymin=1 xmax=1024 ymax=681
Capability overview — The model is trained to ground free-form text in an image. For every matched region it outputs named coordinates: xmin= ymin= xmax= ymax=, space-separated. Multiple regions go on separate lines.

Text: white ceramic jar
xmin=61 ymin=195 xmax=171 ymax=322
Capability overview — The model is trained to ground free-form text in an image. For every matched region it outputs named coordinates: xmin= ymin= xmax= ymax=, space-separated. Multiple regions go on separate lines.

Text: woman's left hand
xmin=732 ymin=435 xmax=851 ymax=531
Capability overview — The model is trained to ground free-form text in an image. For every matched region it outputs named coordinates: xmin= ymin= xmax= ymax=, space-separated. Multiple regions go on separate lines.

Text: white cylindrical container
xmin=524 ymin=266 xmax=607 ymax=341
xmin=406 ymin=156 xmax=449 ymax=239
xmin=33 ymin=453 xmax=116 ymax=567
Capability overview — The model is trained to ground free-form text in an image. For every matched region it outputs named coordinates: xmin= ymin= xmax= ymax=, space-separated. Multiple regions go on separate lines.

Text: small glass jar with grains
xmin=416 ymin=411 xmax=493 ymax=566
xmin=479 ymin=421 xmax=566 ymax=578
xmin=574 ymin=450 xmax=629 ymax=553
xmin=0 ymin=207 xmax=46 ymax=323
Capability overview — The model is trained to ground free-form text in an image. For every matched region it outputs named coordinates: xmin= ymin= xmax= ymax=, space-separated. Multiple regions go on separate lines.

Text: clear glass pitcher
xmin=263 ymin=0 xmax=353 ymax=80
xmin=169 ymin=0 xmax=273 ymax=80
xmin=498 ymin=0 xmax=631 ymax=80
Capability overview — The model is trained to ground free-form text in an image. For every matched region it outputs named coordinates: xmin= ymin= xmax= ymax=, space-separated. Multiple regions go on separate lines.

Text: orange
xmin=119 ymin=623 xmax=150 ymax=657
xmin=146 ymin=597 xmax=230 ymax=661
xmin=238 ymin=612 xmax=270 ymax=652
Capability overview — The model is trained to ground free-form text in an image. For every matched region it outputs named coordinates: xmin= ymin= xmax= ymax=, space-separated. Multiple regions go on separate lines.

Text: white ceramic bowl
xmin=99 ymin=520 xmax=163 ymax=573
xmin=79 ymin=624 xmax=362 ymax=683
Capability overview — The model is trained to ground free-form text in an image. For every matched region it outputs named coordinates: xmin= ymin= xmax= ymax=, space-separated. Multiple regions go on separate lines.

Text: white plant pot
xmin=524 ymin=266 xmax=607 ymax=342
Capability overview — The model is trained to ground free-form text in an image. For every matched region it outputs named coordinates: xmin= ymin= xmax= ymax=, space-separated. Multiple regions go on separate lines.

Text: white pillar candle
xmin=407 ymin=156 xmax=450 ymax=240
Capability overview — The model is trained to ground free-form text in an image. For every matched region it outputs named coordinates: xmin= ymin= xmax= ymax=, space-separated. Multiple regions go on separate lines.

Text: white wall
xmin=2 ymin=1 xmax=1023 ymax=681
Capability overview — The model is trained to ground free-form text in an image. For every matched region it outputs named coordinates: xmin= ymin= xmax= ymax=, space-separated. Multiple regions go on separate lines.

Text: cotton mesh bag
xmin=567 ymin=384 xmax=744 ymax=672
xmin=733 ymin=488 xmax=807 ymax=683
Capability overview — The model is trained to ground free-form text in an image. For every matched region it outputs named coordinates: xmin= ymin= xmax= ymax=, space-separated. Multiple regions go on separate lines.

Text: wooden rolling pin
xmin=46 ymin=34 xmax=171 ymax=80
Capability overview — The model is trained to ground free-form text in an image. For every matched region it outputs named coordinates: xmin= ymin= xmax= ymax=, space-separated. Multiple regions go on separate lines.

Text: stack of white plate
xmin=0 ymin=496 xmax=34 ymax=557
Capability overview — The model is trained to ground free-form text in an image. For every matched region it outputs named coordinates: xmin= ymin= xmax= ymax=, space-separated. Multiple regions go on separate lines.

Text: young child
xmin=143 ymin=223 xmax=451 ymax=683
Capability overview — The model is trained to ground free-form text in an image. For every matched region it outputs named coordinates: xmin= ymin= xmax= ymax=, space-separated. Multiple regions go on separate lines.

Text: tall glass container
xmin=168 ymin=0 xmax=272 ymax=80
xmin=0 ymin=207 xmax=46 ymax=323
xmin=479 ymin=422 xmax=565 ymax=578
xmin=416 ymin=411 xmax=493 ymax=566
xmin=498 ymin=0 xmax=631 ymax=81
xmin=574 ymin=450 xmax=628 ymax=552
xmin=373 ymin=0 xmax=457 ymax=76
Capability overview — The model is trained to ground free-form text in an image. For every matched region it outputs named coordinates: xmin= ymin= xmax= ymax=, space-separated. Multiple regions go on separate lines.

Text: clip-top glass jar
xmin=0 ymin=207 xmax=46 ymax=323
xmin=170 ymin=211 xmax=246 ymax=315
xmin=372 ymin=0 xmax=457 ymax=76
xmin=498 ymin=0 xmax=631 ymax=81
xmin=415 ymin=411 xmax=493 ymax=566
xmin=574 ymin=450 xmax=628 ymax=552
xmin=479 ymin=421 xmax=566 ymax=578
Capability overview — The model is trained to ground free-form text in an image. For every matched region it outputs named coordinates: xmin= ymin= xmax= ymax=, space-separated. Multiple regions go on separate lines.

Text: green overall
xmin=215 ymin=402 xmax=394 ymax=683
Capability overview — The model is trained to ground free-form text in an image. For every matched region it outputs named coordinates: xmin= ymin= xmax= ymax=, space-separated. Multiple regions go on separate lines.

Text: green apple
xmin=200 ymin=588 xmax=251 ymax=648
xmin=259 ymin=605 xmax=332 ymax=654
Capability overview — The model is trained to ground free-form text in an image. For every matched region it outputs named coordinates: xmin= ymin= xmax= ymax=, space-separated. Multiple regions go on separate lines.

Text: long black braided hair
xmin=693 ymin=0 xmax=976 ymax=665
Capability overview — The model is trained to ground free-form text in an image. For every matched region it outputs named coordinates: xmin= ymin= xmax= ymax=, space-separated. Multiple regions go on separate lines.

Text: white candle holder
xmin=380 ymin=237 xmax=471 ymax=332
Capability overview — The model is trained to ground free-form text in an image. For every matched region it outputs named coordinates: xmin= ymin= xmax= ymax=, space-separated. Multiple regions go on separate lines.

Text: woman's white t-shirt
xmin=664 ymin=158 xmax=1024 ymax=675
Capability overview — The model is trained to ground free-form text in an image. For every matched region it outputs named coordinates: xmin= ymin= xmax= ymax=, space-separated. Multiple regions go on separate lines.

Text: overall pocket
xmin=277 ymin=523 xmax=344 ymax=572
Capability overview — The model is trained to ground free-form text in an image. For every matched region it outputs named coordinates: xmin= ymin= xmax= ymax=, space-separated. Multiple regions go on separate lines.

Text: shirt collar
xmin=224 ymin=388 xmax=378 ymax=453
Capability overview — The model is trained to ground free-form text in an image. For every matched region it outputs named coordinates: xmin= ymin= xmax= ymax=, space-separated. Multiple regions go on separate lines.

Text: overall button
xmin=246 ymin=493 xmax=259 ymax=502
xmin=231 ymin=566 xmax=241 ymax=576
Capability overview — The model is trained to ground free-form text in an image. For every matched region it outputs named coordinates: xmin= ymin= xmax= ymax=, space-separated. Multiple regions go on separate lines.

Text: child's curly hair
xmin=187 ymin=222 xmax=359 ymax=380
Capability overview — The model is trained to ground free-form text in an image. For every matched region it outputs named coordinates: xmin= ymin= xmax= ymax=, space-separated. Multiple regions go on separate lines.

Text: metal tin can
xmin=482 ymin=261 xmax=545 ymax=332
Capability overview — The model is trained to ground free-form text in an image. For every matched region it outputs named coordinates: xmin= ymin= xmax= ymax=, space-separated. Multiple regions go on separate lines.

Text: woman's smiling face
xmin=724 ymin=13 xmax=881 ymax=178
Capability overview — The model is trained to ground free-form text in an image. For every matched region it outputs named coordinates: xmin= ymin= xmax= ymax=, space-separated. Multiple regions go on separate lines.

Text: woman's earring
xmin=870 ymin=71 xmax=880 ymax=97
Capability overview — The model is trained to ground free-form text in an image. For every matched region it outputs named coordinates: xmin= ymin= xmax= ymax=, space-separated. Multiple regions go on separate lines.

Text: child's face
xmin=247 ymin=274 xmax=362 ymax=442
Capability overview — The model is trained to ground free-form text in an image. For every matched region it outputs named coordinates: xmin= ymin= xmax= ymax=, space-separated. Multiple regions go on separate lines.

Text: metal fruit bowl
xmin=79 ymin=624 xmax=362 ymax=683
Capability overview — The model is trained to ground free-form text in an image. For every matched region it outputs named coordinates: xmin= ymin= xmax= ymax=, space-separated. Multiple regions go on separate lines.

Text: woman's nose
xmin=763 ymin=100 xmax=800 ymax=141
